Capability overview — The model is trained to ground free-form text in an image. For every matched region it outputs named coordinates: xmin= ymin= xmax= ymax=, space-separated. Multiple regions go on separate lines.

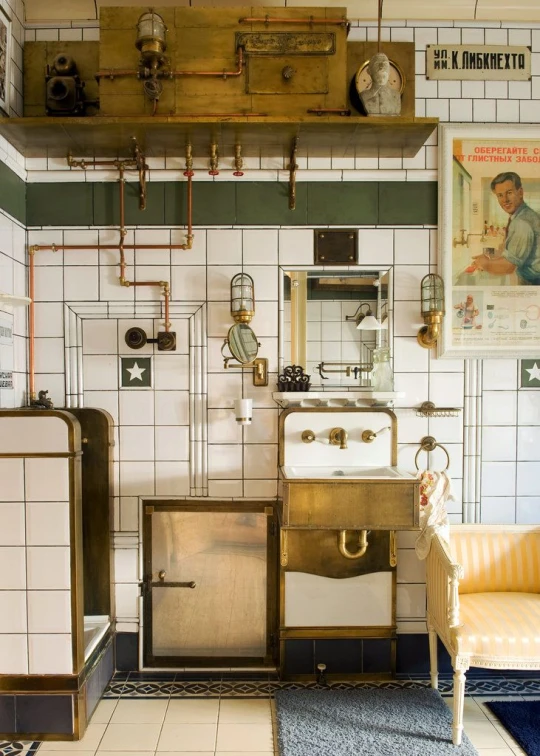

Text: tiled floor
xmin=3 ymin=676 xmax=539 ymax=756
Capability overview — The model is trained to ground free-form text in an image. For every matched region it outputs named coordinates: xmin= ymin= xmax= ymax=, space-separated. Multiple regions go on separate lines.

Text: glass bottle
xmin=371 ymin=347 xmax=393 ymax=392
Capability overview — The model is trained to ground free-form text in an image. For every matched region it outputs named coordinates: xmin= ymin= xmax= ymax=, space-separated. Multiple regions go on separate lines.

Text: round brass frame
xmin=354 ymin=58 xmax=406 ymax=95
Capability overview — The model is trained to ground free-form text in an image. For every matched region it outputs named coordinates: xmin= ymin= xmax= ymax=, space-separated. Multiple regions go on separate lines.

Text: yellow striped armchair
xmin=426 ymin=524 xmax=540 ymax=745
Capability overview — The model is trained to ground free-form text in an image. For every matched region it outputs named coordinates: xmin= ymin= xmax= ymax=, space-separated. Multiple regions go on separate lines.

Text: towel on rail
xmin=415 ymin=470 xmax=454 ymax=560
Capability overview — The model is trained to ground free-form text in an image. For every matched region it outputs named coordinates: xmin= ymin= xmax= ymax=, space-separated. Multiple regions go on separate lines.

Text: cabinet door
xmin=142 ymin=505 xmax=277 ymax=666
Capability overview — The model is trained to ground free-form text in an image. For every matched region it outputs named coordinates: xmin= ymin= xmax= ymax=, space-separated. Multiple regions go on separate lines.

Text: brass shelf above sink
xmin=0 ymin=115 xmax=438 ymax=159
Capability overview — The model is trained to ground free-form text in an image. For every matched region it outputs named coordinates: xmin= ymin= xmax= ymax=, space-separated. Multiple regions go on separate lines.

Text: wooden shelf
xmin=0 ymin=115 xmax=438 ymax=159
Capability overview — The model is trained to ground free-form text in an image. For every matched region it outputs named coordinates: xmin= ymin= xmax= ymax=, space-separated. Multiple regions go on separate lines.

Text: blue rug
xmin=486 ymin=700 xmax=540 ymax=756
xmin=274 ymin=687 xmax=478 ymax=755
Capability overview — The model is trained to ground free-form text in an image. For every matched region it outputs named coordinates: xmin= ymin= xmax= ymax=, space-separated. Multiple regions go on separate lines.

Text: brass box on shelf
xmin=98 ymin=5 xmax=348 ymax=117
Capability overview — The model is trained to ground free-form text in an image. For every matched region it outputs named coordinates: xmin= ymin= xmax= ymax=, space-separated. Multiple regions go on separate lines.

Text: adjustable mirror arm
xmin=221 ymin=339 xmax=269 ymax=386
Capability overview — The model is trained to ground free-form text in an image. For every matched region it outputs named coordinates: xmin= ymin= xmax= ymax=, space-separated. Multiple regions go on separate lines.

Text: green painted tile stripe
xmin=26 ymin=181 xmax=437 ymax=227
xmin=27 ymin=182 xmax=93 ymax=227
xmin=0 ymin=161 xmax=26 ymax=225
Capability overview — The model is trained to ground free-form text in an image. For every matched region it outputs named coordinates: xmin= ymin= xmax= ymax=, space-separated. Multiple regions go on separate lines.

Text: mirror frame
xmin=223 ymin=322 xmax=260 ymax=365
xmin=278 ymin=265 xmax=393 ymax=388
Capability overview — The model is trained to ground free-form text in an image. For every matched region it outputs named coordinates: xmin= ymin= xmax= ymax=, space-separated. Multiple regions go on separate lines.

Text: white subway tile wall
xmin=1 ymin=15 xmax=540 ymax=643
xmin=0 ymin=415 xmax=74 ymax=676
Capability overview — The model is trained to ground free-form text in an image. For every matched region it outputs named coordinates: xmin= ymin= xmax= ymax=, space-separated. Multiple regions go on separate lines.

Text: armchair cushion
xmin=450 ymin=530 xmax=540 ymax=594
xmin=455 ymin=592 xmax=540 ymax=661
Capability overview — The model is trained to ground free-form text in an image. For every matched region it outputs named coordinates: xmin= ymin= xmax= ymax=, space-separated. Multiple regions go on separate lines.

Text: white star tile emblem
xmin=525 ymin=362 xmax=540 ymax=382
xmin=126 ymin=362 xmax=146 ymax=381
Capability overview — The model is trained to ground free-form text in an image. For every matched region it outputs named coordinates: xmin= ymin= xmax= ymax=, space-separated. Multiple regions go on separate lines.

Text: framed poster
xmin=0 ymin=5 xmax=11 ymax=116
xmin=439 ymin=124 xmax=540 ymax=358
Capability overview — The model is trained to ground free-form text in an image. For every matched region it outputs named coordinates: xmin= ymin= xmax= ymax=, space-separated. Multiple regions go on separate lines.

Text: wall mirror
xmin=226 ymin=323 xmax=259 ymax=364
xmin=280 ymin=267 xmax=393 ymax=389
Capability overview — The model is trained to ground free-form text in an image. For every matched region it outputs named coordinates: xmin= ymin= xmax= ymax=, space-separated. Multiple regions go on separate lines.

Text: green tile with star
xmin=121 ymin=357 xmax=152 ymax=388
xmin=521 ymin=359 xmax=540 ymax=388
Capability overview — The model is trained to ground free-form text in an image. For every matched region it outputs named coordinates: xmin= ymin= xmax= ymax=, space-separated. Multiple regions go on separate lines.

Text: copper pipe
xmin=239 ymin=16 xmax=347 ymax=25
xmin=169 ymin=47 xmax=243 ymax=78
xmin=68 ymin=155 xmax=139 ymax=170
xmin=96 ymin=48 xmax=245 ymax=80
xmin=30 ymin=244 xmax=192 ymax=251
xmin=28 ymin=249 xmax=35 ymax=401
xmin=186 ymin=171 xmax=193 ymax=242
xmin=95 ymin=69 xmax=140 ymax=78
xmin=28 ymin=162 xmax=193 ymax=395
xmin=129 ymin=281 xmax=166 ymax=287
xmin=119 ymin=165 xmax=126 ymax=282
xmin=164 ymin=284 xmax=170 ymax=332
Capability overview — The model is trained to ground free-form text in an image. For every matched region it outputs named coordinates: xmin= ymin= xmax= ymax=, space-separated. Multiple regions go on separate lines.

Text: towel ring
xmin=414 ymin=435 xmax=450 ymax=472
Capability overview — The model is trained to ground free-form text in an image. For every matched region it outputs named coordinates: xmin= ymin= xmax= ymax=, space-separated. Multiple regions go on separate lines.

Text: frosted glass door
xmin=148 ymin=510 xmax=268 ymax=659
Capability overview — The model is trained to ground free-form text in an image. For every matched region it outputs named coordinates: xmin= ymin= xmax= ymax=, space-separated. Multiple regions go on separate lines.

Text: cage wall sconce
xmin=136 ymin=10 xmax=168 ymax=71
xmin=417 ymin=273 xmax=445 ymax=349
xmin=222 ymin=274 xmax=268 ymax=386
xmin=231 ymin=273 xmax=255 ymax=324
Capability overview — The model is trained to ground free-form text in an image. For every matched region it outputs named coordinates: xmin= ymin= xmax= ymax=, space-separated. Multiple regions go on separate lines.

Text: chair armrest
xmin=426 ymin=533 xmax=464 ymax=631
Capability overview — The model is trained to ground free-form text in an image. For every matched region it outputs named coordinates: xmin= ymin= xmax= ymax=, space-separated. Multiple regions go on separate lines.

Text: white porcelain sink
xmin=281 ymin=465 xmax=415 ymax=480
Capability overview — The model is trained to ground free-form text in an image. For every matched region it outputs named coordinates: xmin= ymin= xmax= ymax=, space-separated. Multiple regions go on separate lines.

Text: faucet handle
xmin=362 ymin=425 xmax=391 ymax=443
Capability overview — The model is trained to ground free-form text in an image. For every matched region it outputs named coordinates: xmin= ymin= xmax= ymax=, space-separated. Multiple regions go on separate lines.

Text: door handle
xmin=151 ymin=580 xmax=196 ymax=589
xmin=152 ymin=569 xmax=195 ymax=589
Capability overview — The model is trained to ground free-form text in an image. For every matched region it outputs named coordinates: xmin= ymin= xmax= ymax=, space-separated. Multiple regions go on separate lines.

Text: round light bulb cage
xmin=420 ymin=273 xmax=445 ymax=317
xmin=136 ymin=10 xmax=167 ymax=67
xmin=230 ymin=273 xmax=255 ymax=324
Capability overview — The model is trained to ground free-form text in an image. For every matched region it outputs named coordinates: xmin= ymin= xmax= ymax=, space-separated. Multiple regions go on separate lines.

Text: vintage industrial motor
xmin=45 ymin=54 xmax=86 ymax=115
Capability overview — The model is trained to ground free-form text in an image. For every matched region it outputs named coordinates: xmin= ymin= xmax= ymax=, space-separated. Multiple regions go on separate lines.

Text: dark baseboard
xmin=0 ymin=634 xmax=114 ymax=740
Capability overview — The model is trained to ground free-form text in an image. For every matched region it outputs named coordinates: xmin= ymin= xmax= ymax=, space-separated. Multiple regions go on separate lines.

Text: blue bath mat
xmin=274 ymin=687 xmax=478 ymax=755
xmin=486 ymin=700 xmax=540 ymax=755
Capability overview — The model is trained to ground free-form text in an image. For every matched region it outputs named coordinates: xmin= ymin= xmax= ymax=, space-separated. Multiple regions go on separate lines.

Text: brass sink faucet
xmin=329 ymin=427 xmax=348 ymax=449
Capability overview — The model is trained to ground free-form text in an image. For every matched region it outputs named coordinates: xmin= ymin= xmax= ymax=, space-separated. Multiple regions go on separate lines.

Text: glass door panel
xmin=147 ymin=510 xmax=269 ymax=660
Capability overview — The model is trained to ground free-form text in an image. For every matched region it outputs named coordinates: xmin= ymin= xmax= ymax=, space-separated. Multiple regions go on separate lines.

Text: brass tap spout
xmin=329 ymin=427 xmax=348 ymax=449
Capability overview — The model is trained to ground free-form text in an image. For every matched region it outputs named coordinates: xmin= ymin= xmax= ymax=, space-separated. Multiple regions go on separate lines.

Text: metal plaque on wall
xmin=0 ymin=318 xmax=13 ymax=345
xmin=0 ymin=371 xmax=13 ymax=389
xmin=427 ymin=45 xmax=531 ymax=80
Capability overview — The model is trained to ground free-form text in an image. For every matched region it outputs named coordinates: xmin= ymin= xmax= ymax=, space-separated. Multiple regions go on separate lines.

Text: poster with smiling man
xmin=438 ymin=125 xmax=540 ymax=359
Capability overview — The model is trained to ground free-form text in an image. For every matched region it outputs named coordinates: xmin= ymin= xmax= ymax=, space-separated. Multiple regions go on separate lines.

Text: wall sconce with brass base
xmin=222 ymin=275 xmax=268 ymax=385
xmin=417 ymin=273 xmax=445 ymax=349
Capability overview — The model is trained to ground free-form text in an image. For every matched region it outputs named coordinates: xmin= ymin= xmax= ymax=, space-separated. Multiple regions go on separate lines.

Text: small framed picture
xmin=0 ymin=5 xmax=11 ymax=116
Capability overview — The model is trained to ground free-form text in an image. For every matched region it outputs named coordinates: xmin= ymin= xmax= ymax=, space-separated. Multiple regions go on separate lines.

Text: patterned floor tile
xmin=0 ymin=743 xmax=41 ymax=756
xmin=100 ymin=673 xmax=540 ymax=701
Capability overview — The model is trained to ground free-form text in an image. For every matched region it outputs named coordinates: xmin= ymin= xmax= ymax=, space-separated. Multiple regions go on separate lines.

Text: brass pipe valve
xmin=209 ymin=143 xmax=219 ymax=176
xmin=233 ymin=144 xmax=244 ymax=177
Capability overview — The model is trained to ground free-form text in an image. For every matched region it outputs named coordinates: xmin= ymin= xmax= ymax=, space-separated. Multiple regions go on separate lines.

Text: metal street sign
xmin=427 ymin=45 xmax=531 ymax=81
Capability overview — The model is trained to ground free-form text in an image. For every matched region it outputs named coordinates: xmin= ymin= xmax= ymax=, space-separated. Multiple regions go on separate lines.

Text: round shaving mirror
xmin=227 ymin=323 xmax=259 ymax=364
